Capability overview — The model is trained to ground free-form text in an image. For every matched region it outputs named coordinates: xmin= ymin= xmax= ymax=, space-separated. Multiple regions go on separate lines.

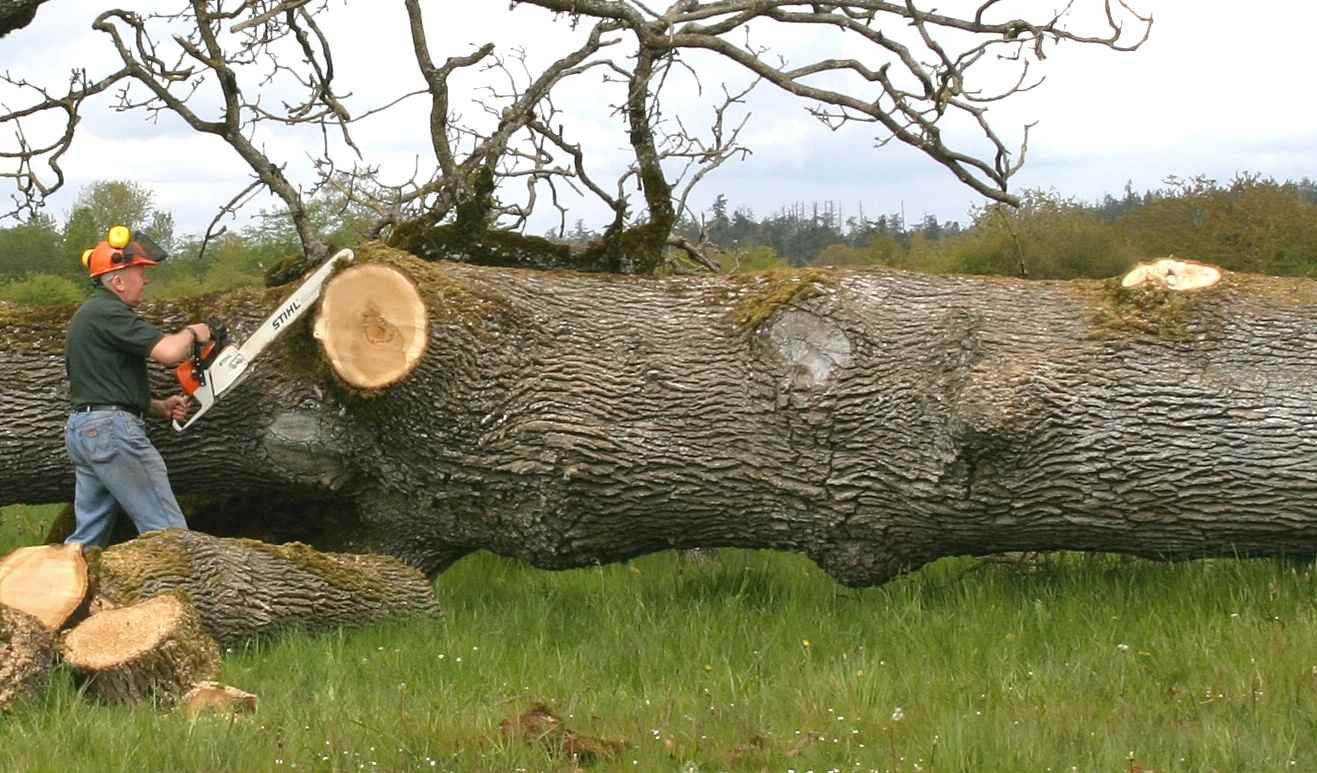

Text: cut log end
xmin=1120 ymin=257 xmax=1221 ymax=291
xmin=0 ymin=543 xmax=89 ymax=630
xmin=314 ymin=263 xmax=428 ymax=390
xmin=61 ymin=593 xmax=219 ymax=705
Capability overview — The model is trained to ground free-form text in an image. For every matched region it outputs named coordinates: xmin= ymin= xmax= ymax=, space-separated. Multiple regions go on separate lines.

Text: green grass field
xmin=3 ymin=503 xmax=1316 ymax=772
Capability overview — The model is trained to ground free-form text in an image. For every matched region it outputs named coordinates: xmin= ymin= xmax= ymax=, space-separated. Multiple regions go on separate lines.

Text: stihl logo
xmin=271 ymin=300 xmax=302 ymax=330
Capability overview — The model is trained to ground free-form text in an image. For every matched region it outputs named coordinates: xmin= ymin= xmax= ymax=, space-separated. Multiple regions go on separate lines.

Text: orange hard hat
xmin=81 ymin=226 xmax=168 ymax=278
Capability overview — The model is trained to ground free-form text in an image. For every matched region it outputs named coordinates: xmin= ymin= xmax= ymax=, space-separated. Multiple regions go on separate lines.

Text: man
xmin=63 ymin=225 xmax=213 ymax=547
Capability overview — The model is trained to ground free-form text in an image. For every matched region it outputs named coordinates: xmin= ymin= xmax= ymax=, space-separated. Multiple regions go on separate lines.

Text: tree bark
xmin=92 ymin=529 xmax=441 ymax=645
xmin=60 ymin=593 xmax=220 ymax=706
xmin=0 ymin=604 xmax=56 ymax=713
xmin=0 ymin=0 xmax=48 ymax=38
xmin=5 ymin=243 xmax=1317 ymax=586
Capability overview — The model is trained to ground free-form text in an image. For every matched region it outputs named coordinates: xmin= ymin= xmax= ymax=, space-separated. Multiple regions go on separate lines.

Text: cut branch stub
xmin=60 ymin=593 xmax=220 ymax=706
xmin=314 ymin=263 xmax=429 ymax=390
xmin=0 ymin=544 xmax=90 ymax=630
xmin=1121 ymin=257 xmax=1222 ymax=291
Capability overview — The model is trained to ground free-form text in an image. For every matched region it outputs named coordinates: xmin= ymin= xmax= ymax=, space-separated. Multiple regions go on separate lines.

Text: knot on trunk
xmin=263 ymin=409 xmax=354 ymax=490
xmin=766 ymin=309 xmax=852 ymax=392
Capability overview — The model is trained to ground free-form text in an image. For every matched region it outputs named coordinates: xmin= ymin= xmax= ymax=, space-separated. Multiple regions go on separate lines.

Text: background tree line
xmin=0 ymin=180 xmax=374 ymax=305
xmin=681 ymin=172 xmax=1317 ymax=278
xmin=1 ymin=171 xmax=1314 ymax=306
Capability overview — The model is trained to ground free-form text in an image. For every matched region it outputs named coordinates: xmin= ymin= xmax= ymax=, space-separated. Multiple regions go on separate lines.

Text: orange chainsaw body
xmin=175 ymin=340 xmax=221 ymax=396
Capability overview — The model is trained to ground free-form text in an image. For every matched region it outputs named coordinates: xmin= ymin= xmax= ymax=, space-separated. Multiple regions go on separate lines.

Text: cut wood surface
xmin=0 ymin=543 xmax=89 ymax=630
xmin=314 ymin=262 xmax=428 ymax=390
xmin=0 ymin=604 xmax=57 ymax=713
xmin=1120 ymin=257 xmax=1221 ymax=291
xmin=93 ymin=529 xmax=441 ymax=645
xmin=60 ymin=593 xmax=219 ymax=705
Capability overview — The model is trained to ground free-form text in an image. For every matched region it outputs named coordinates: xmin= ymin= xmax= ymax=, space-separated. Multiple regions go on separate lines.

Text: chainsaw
xmin=172 ymin=248 xmax=354 ymax=432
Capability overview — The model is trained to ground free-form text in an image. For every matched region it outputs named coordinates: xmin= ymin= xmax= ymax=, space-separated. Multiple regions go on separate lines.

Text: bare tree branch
xmin=666 ymin=233 xmax=721 ymax=272
xmin=0 ymin=0 xmax=1149 ymax=277
xmin=230 ymin=0 xmax=311 ymax=33
xmin=514 ymin=0 xmax=1152 ymax=206
xmin=197 ymin=177 xmax=263 ymax=261
xmin=0 ymin=66 xmax=129 ymax=218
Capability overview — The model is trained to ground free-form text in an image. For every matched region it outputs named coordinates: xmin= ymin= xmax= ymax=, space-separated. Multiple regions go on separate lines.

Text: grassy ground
xmin=2 ymin=503 xmax=1316 ymax=772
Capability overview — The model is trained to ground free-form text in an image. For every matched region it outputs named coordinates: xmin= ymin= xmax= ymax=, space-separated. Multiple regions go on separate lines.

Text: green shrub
xmin=719 ymin=244 xmax=787 ymax=272
xmin=204 ymin=255 xmax=264 ymax=292
xmin=917 ymin=189 xmax=1138 ymax=279
xmin=0 ymin=274 xmax=86 ymax=306
xmin=1120 ymin=174 xmax=1317 ymax=276
xmin=149 ymin=275 xmax=208 ymax=300
xmin=814 ymin=243 xmax=874 ymax=266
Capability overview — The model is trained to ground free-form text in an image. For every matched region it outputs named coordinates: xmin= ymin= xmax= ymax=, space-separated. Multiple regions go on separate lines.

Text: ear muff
xmin=102 ymin=226 xmax=136 ymax=266
xmin=81 ymin=249 xmax=93 ymax=272
xmin=108 ymin=225 xmax=131 ymax=249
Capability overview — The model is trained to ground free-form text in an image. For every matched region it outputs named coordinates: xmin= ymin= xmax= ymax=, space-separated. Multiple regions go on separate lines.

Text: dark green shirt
xmin=65 ymin=288 xmax=164 ymax=414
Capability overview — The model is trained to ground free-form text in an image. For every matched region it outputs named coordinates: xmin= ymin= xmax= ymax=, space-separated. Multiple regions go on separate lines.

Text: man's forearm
xmin=150 ymin=324 xmax=210 ymax=367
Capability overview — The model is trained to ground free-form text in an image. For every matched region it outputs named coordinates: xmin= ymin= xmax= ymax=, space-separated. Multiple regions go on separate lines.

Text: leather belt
xmin=72 ymin=404 xmax=145 ymax=419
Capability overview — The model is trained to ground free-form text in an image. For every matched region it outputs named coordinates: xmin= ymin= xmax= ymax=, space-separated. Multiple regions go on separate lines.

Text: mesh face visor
xmin=120 ymin=232 xmax=169 ymax=264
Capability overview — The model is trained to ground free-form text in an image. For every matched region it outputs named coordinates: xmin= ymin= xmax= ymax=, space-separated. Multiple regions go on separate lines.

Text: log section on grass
xmin=93 ymin=529 xmax=441 ymax=645
xmin=60 ymin=593 xmax=219 ymax=705
xmin=0 ymin=605 xmax=57 ymax=713
xmin=0 ymin=543 xmax=89 ymax=630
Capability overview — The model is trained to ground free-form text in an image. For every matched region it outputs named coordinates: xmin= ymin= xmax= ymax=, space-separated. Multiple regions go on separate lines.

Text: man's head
xmin=100 ymin=264 xmax=151 ymax=306
xmin=81 ymin=226 xmax=168 ymax=304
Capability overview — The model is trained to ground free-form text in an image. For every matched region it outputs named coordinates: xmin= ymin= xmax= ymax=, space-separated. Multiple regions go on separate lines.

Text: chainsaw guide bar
xmin=172 ymin=248 xmax=354 ymax=432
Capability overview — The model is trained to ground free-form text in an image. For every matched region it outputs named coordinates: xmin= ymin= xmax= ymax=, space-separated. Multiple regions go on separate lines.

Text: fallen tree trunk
xmin=5 ymin=244 xmax=1317 ymax=586
xmin=0 ymin=605 xmax=57 ymax=713
xmin=92 ymin=529 xmax=441 ymax=645
xmin=60 ymin=593 xmax=219 ymax=706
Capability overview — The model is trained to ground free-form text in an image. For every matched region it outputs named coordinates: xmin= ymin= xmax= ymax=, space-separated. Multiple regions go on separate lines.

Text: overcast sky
xmin=0 ymin=1 xmax=1313 ymax=240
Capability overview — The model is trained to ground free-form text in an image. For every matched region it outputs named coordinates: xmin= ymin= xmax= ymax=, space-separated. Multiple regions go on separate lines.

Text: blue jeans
xmin=64 ymin=408 xmax=188 ymax=547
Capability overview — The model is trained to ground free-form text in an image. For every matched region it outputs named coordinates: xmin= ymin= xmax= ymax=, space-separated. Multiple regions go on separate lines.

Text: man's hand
xmin=152 ymin=395 xmax=190 ymax=421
